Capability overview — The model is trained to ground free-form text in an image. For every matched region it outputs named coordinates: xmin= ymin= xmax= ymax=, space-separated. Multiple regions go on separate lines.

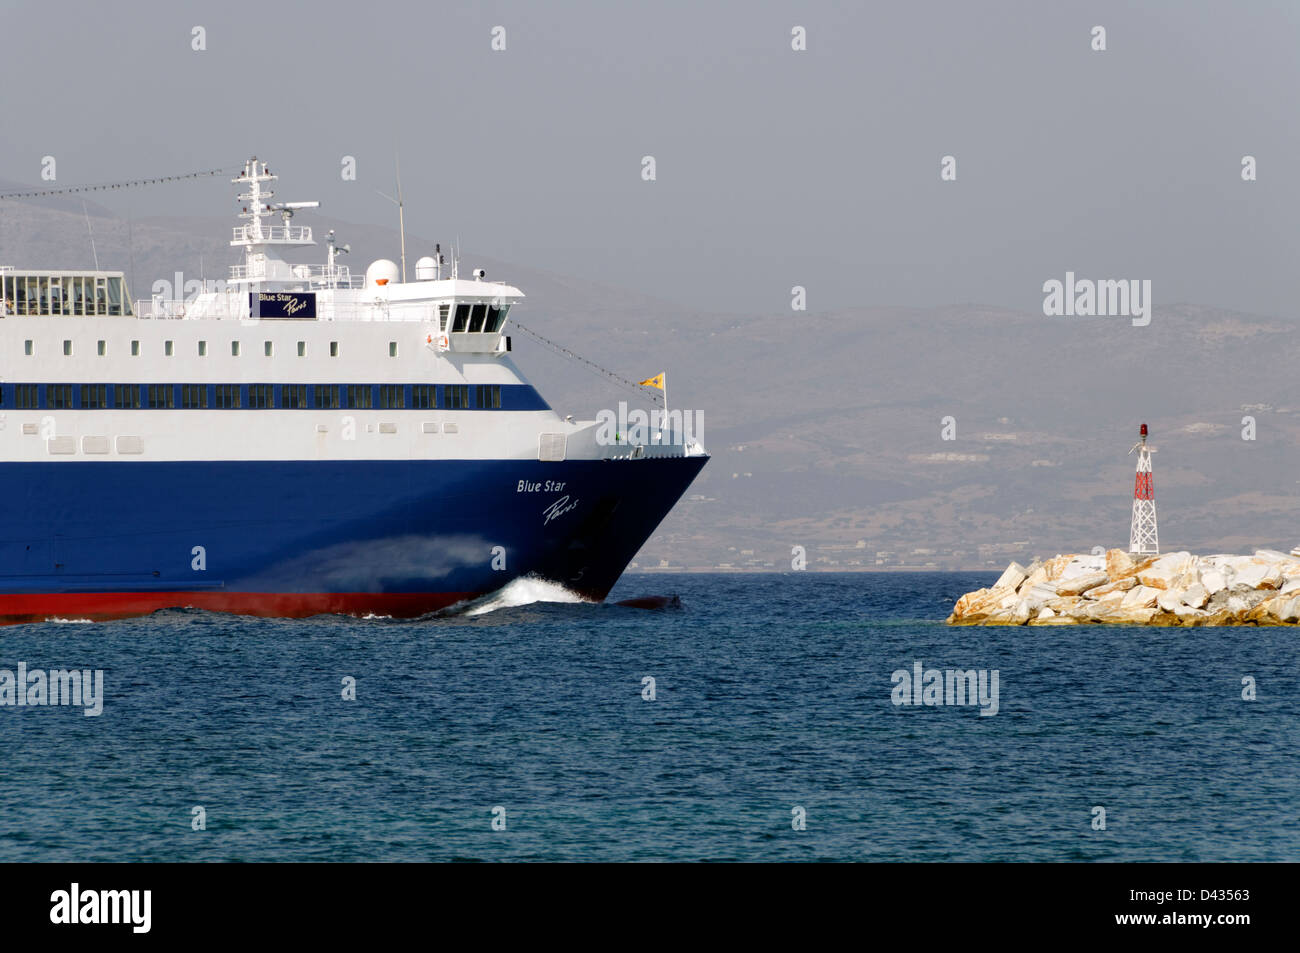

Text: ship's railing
xmin=231 ymin=224 xmax=313 ymax=244
xmin=135 ymin=296 xmax=246 ymax=320
xmin=227 ymin=262 xmax=363 ymax=288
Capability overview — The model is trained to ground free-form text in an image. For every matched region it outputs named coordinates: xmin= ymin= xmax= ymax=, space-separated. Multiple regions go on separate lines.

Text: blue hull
xmin=0 ymin=455 xmax=707 ymax=621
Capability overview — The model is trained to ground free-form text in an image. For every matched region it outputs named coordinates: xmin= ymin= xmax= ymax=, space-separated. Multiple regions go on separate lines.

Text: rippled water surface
xmin=1 ymin=572 xmax=1296 ymax=861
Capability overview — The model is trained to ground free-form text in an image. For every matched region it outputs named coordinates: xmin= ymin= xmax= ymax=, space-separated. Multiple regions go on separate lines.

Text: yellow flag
xmin=639 ymin=372 xmax=665 ymax=390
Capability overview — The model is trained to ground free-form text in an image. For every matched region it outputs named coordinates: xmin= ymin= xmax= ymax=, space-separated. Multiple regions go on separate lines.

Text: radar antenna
xmin=269 ymin=200 xmax=320 ymax=227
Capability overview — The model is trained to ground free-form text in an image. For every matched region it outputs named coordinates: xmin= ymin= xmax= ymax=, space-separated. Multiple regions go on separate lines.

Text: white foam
xmin=456 ymin=575 xmax=590 ymax=617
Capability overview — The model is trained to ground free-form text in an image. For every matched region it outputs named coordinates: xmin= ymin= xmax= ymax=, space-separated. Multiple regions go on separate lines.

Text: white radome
xmin=365 ymin=259 xmax=400 ymax=287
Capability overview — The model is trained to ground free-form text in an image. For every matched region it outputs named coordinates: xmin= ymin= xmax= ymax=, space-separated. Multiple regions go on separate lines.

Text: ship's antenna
xmin=374 ymin=152 xmax=407 ymax=283
xmin=396 ymin=153 xmax=406 ymax=283
xmin=126 ymin=201 xmax=136 ymax=301
xmin=81 ymin=201 xmax=99 ymax=271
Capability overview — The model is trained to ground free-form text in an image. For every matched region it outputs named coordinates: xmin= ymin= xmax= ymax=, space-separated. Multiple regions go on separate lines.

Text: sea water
xmin=0 ymin=572 xmax=1295 ymax=861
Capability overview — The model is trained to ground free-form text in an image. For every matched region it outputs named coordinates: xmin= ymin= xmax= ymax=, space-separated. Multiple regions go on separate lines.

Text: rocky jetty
xmin=948 ymin=549 xmax=1300 ymax=626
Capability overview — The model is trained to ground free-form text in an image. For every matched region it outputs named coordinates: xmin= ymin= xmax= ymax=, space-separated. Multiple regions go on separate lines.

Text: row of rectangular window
xmin=26 ymin=340 xmax=352 ymax=357
xmin=27 ymin=333 xmax=507 ymax=358
xmin=5 ymin=383 xmax=503 ymax=410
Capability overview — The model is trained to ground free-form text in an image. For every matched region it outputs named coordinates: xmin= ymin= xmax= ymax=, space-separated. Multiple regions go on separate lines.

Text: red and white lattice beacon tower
xmin=1128 ymin=423 xmax=1159 ymax=555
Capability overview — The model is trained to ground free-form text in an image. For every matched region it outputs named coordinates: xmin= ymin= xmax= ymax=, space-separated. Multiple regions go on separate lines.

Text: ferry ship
xmin=0 ymin=158 xmax=707 ymax=623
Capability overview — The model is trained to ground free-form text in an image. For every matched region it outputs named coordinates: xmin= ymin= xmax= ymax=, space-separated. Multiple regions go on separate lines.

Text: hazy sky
xmin=2 ymin=0 xmax=1299 ymax=317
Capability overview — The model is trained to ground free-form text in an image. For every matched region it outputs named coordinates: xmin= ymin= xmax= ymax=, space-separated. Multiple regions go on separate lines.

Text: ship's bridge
xmin=0 ymin=268 xmax=133 ymax=317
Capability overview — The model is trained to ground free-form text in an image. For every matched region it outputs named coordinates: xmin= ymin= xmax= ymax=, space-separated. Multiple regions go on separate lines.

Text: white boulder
xmin=993 ymin=562 xmax=1027 ymax=591
xmin=1155 ymin=590 xmax=1185 ymax=613
xmin=1200 ymin=570 xmax=1228 ymax=595
xmin=1181 ymin=583 xmax=1210 ymax=609
xmin=1056 ymin=571 xmax=1109 ymax=597
xmin=1137 ymin=551 xmax=1194 ymax=590
xmin=1121 ymin=585 xmax=1161 ymax=609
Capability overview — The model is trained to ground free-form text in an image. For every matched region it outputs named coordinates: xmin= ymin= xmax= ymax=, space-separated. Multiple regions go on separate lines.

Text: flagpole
xmin=662 ymin=372 xmax=669 ymax=442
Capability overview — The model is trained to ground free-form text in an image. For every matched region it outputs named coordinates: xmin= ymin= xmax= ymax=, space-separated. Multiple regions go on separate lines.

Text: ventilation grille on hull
xmin=538 ymin=433 xmax=567 ymax=462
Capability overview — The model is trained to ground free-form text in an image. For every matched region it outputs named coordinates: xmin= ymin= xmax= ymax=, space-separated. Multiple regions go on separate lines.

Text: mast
xmin=230 ymin=157 xmax=317 ymax=288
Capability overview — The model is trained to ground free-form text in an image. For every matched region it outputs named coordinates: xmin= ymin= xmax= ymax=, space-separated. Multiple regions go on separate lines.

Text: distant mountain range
xmin=3 ymin=197 xmax=1297 ymax=571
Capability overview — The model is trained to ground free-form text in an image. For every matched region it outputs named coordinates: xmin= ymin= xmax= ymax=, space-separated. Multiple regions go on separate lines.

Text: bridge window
xmin=107 ymin=276 xmax=124 ymax=315
xmin=439 ymin=304 xmax=449 ymax=332
xmin=486 ymin=305 xmax=509 ymax=332
xmin=214 ymin=385 xmax=240 ymax=409
xmin=182 ymin=385 xmax=207 ymax=409
xmin=445 ymin=384 xmax=469 ymax=409
xmin=115 ymin=384 xmax=141 ymax=409
xmin=81 ymin=384 xmax=108 ymax=409
xmin=452 ymin=304 xmax=470 ymax=333
xmin=412 ymin=385 xmax=436 ymax=409
xmin=469 ymin=304 xmax=488 ymax=333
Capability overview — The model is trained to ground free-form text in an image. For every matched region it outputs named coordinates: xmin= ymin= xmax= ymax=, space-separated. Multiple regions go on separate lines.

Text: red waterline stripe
xmin=0 ymin=591 xmax=478 ymax=624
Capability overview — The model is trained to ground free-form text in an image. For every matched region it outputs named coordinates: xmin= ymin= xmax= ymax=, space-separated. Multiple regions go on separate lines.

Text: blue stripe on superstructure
xmin=0 ymin=382 xmax=549 ymax=411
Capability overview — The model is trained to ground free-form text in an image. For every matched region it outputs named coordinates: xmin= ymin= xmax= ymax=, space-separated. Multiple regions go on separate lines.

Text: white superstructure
xmin=0 ymin=157 xmax=701 ymax=466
